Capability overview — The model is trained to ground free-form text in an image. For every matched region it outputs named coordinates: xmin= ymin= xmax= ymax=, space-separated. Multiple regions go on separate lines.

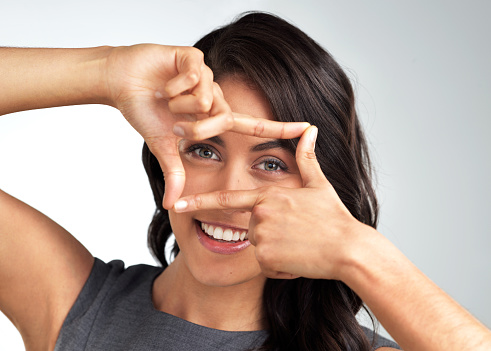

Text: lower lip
xmin=195 ymin=221 xmax=251 ymax=255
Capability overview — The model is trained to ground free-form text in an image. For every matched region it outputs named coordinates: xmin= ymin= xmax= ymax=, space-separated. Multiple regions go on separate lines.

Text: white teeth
xmin=223 ymin=229 xmax=233 ymax=241
xmin=200 ymin=222 xmax=249 ymax=242
xmin=232 ymin=231 xmax=240 ymax=241
xmin=213 ymin=226 xmax=223 ymax=240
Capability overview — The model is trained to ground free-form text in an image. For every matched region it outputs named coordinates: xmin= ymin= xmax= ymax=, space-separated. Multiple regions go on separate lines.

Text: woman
xmin=0 ymin=12 xmax=489 ymax=351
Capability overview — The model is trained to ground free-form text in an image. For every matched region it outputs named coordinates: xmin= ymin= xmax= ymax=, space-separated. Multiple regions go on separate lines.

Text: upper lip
xmin=196 ymin=219 xmax=248 ymax=232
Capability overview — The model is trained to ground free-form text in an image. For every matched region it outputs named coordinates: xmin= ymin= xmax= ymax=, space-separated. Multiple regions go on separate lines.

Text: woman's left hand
xmin=173 ymin=126 xmax=373 ymax=280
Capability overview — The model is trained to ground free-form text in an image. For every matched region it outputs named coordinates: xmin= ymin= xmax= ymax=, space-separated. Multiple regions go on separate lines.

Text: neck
xmin=152 ymin=255 xmax=267 ymax=331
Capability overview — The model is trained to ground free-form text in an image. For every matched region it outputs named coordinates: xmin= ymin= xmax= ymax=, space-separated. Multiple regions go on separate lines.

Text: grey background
xmin=0 ymin=0 xmax=489 ymax=349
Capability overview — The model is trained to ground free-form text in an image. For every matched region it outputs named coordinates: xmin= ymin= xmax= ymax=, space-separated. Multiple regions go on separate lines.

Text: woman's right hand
xmin=101 ymin=44 xmax=309 ymax=208
xmin=102 ymin=45 xmax=228 ymax=208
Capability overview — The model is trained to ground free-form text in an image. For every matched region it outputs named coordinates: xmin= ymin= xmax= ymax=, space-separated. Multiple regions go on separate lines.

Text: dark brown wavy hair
xmin=142 ymin=12 xmax=378 ymax=351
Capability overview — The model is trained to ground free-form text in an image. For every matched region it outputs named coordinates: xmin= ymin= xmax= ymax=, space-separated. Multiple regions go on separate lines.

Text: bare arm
xmin=0 ymin=47 xmax=111 ymax=115
xmin=343 ymin=227 xmax=491 ymax=351
xmin=0 ymin=46 xmax=111 ymax=350
xmin=0 ymin=45 xmax=308 ymax=350
xmin=0 ymin=190 xmax=94 ymax=350
xmin=0 ymin=45 xmax=218 ymax=349
xmin=173 ymin=126 xmax=491 ymax=351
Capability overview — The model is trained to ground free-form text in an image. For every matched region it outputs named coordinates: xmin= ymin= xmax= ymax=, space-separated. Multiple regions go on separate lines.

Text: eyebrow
xmin=250 ymin=139 xmax=295 ymax=155
xmin=205 ymin=136 xmax=295 ymax=155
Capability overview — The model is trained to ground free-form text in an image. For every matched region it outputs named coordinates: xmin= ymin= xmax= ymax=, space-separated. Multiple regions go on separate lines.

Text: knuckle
xmin=195 ymin=96 xmax=212 ymax=113
xmin=192 ymin=194 xmax=203 ymax=209
xmin=251 ymin=205 xmax=271 ymax=221
xmin=255 ymin=245 xmax=277 ymax=269
xmin=163 ymin=169 xmax=185 ymax=181
xmin=203 ymin=65 xmax=214 ymax=80
xmin=188 ymin=125 xmax=200 ymax=140
xmin=186 ymin=121 xmax=204 ymax=140
xmin=260 ymin=186 xmax=281 ymax=200
xmin=216 ymin=191 xmax=233 ymax=208
xmin=184 ymin=71 xmax=199 ymax=87
xmin=253 ymin=121 xmax=265 ymax=137
xmin=223 ymin=113 xmax=234 ymax=129
xmin=255 ymin=245 xmax=269 ymax=263
xmin=303 ymin=150 xmax=317 ymax=161
xmin=190 ymin=47 xmax=204 ymax=60
xmin=279 ymin=123 xmax=286 ymax=139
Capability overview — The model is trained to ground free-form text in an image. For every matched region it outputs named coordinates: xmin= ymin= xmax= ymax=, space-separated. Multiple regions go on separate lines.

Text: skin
xmin=0 ymin=46 xmax=307 ymax=350
xmin=0 ymin=45 xmax=489 ymax=350
xmin=153 ymin=78 xmax=304 ymax=331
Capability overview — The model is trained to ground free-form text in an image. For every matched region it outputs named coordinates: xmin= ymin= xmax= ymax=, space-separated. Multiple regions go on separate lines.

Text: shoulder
xmin=362 ymin=326 xmax=401 ymax=350
xmin=64 ymin=258 xmax=162 ymax=320
xmin=55 ymin=258 xmax=163 ymax=350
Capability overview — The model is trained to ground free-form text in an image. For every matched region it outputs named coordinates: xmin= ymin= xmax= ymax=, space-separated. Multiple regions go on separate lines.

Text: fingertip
xmin=172 ymin=124 xmax=186 ymax=138
xmin=173 ymin=199 xmax=188 ymax=212
xmin=163 ymin=191 xmax=177 ymax=210
xmin=186 ymin=70 xmax=200 ymax=87
xmin=162 ymin=175 xmax=186 ymax=210
xmin=162 ymin=195 xmax=173 ymax=210
xmin=309 ymin=126 xmax=318 ymax=150
xmin=301 ymin=122 xmax=311 ymax=130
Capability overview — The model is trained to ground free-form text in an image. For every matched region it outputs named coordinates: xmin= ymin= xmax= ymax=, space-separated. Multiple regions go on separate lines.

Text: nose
xmin=216 ymin=164 xmax=255 ymax=214
xmin=218 ymin=162 xmax=256 ymax=192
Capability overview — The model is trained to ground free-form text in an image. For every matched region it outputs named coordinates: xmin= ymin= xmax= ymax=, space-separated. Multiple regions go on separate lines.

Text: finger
xmin=295 ymin=126 xmax=326 ymax=188
xmin=173 ymin=113 xmax=234 ymax=140
xmin=165 ymin=47 xmax=206 ymax=97
xmin=231 ymin=114 xmax=310 ymax=139
xmin=146 ymin=136 xmax=186 ymax=209
xmin=172 ymin=83 xmax=233 ymax=140
xmin=173 ymin=189 xmax=262 ymax=213
xmin=173 ymin=113 xmax=310 ymax=141
xmin=168 ymin=65 xmax=214 ymax=114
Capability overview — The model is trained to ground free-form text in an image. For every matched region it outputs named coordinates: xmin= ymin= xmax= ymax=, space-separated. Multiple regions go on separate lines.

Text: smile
xmin=200 ymin=222 xmax=249 ymax=242
xmin=195 ymin=221 xmax=251 ymax=255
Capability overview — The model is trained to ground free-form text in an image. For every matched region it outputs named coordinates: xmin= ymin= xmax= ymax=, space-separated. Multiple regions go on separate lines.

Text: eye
xmin=254 ymin=158 xmax=288 ymax=173
xmin=187 ymin=144 xmax=220 ymax=161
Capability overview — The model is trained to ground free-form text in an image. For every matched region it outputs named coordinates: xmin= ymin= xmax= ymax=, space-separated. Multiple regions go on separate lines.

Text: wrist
xmin=81 ymin=46 xmax=115 ymax=107
xmin=335 ymin=223 xmax=385 ymax=285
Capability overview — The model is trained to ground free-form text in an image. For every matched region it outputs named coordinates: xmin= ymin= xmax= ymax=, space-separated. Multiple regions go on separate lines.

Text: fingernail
xmin=310 ymin=126 xmax=318 ymax=151
xmin=173 ymin=125 xmax=185 ymax=137
xmin=174 ymin=199 xmax=188 ymax=211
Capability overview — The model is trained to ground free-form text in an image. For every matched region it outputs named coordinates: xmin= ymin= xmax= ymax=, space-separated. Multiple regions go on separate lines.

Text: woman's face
xmin=169 ymin=78 xmax=303 ymax=288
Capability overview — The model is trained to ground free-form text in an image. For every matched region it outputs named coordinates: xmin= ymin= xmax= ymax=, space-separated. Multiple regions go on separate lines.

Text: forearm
xmin=0 ymin=46 xmax=113 ymax=116
xmin=343 ymin=227 xmax=491 ymax=351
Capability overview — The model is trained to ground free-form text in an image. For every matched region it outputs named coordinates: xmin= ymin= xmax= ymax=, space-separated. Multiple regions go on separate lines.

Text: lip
xmin=195 ymin=220 xmax=251 ymax=255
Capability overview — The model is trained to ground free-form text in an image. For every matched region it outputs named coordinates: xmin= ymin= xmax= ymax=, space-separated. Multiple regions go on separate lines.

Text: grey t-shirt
xmin=55 ymin=259 xmax=400 ymax=350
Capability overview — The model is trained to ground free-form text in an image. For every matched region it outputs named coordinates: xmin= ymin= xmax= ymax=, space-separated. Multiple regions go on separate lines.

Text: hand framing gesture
xmin=173 ymin=126 xmax=367 ymax=280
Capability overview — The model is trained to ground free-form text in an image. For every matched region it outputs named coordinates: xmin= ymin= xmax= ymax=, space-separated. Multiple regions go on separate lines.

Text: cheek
xmin=284 ymin=174 xmax=303 ymax=189
xmin=180 ymin=164 xmax=218 ymax=197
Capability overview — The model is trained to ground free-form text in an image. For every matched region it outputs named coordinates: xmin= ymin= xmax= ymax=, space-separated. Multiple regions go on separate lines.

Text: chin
xmin=189 ymin=260 xmax=266 ymax=288
xmin=170 ymin=212 xmax=265 ymax=288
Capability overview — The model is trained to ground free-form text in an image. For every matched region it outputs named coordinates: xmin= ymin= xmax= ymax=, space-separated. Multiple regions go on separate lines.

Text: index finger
xmin=173 ymin=112 xmax=310 ymax=141
xmin=231 ymin=114 xmax=310 ymax=139
xmin=173 ymin=188 xmax=262 ymax=213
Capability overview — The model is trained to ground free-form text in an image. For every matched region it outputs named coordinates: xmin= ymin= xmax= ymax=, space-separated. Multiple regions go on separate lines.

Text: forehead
xmin=219 ymin=77 xmax=274 ymax=121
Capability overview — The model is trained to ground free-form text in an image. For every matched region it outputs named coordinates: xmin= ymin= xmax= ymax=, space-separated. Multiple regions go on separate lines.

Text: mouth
xmin=195 ymin=220 xmax=251 ymax=255
xmin=199 ymin=221 xmax=249 ymax=243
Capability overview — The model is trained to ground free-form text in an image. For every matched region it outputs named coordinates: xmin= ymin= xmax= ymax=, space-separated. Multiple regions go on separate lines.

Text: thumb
xmin=295 ymin=126 xmax=326 ymax=188
xmin=146 ymin=136 xmax=186 ymax=209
